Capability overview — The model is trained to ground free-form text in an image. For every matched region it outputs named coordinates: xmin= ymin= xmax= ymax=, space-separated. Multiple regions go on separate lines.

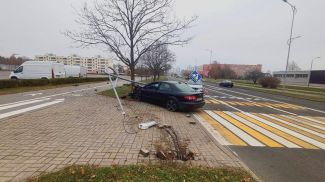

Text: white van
xmin=9 ymin=61 xmax=65 ymax=80
xmin=64 ymin=65 xmax=87 ymax=78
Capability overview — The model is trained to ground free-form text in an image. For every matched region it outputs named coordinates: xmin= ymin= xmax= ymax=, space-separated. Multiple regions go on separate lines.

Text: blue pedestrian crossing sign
xmin=190 ymin=70 xmax=202 ymax=83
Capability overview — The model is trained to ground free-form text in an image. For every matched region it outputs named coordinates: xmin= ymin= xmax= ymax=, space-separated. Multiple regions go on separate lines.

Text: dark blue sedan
xmin=134 ymin=81 xmax=205 ymax=112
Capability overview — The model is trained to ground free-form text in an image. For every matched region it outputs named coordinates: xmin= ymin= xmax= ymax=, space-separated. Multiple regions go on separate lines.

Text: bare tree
xmin=66 ymin=0 xmax=196 ymax=82
xmin=287 ymin=61 xmax=301 ymax=71
xmin=141 ymin=44 xmax=175 ymax=81
xmin=245 ymin=68 xmax=263 ymax=84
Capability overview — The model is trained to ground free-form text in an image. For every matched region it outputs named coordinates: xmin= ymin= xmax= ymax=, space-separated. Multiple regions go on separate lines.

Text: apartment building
xmin=202 ymin=64 xmax=262 ymax=78
xmin=273 ymin=70 xmax=325 ymax=86
xmin=34 ymin=54 xmax=113 ymax=74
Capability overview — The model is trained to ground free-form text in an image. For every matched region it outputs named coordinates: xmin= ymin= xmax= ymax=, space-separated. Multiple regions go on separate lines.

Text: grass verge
xmin=0 ymin=77 xmax=108 ymax=95
xmin=99 ymin=76 xmax=167 ymax=98
xmin=99 ymin=84 xmax=131 ymax=98
xmin=27 ymin=165 xmax=256 ymax=182
xmin=0 ymin=82 xmax=105 ymax=96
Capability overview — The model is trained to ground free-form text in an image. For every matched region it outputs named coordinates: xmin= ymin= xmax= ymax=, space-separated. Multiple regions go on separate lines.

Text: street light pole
xmin=308 ymin=57 xmax=321 ymax=87
xmin=205 ymin=49 xmax=213 ymax=78
xmin=287 ymin=35 xmax=302 ymax=46
xmin=282 ymin=0 xmax=297 ymax=89
xmin=205 ymin=49 xmax=213 ymax=65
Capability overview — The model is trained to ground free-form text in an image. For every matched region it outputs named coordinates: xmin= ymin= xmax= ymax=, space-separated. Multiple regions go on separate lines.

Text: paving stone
xmin=0 ymin=95 xmax=242 ymax=181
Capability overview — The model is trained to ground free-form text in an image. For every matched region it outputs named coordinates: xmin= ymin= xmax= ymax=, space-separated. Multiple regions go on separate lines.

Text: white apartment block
xmin=34 ymin=54 xmax=113 ymax=74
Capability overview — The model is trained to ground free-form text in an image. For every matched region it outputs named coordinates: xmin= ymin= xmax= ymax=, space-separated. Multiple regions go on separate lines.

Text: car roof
xmin=159 ymin=81 xmax=185 ymax=84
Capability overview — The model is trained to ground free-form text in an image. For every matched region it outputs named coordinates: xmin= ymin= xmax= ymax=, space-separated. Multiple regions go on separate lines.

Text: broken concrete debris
xmin=138 ymin=121 xmax=157 ymax=130
xmin=156 ymin=151 xmax=167 ymax=160
xmin=189 ymin=120 xmax=196 ymax=125
xmin=139 ymin=149 xmax=150 ymax=157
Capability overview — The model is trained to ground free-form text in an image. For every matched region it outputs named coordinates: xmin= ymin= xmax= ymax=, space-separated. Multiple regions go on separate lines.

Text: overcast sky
xmin=0 ymin=0 xmax=325 ymax=72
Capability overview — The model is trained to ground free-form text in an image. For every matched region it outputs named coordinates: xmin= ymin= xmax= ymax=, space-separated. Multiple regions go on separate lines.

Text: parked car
xmin=9 ymin=61 xmax=65 ymax=80
xmin=134 ymin=81 xmax=205 ymax=112
xmin=64 ymin=65 xmax=87 ymax=78
xmin=219 ymin=80 xmax=234 ymax=88
xmin=187 ymin=79 xmax=208 ymax=94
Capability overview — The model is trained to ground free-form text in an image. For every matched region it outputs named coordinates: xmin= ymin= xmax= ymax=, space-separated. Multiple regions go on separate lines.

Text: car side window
xmin=145 ymin=83 xmax=159 ymax=90
xmin=158 ymin=83 xmax=171 ymax=91
xmin=14 ymin=66 xmax=23 ymax=73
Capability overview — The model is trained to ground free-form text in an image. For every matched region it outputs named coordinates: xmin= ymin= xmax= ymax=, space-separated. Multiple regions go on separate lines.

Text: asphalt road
xmin=0 ymin=76 xmax=140 ymax=120
xmin=199 ymin=81 xmax=325 ymax=182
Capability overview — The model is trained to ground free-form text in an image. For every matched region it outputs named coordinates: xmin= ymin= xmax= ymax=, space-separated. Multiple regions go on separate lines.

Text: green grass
xmin=0 ymin=82 xmax=104 ymax=96
xmin=99 ymin=76 xmax=167 ymax=98
xmin=99 ymin=84 xmax=132 ymax=98
xmin=204 ymin=78 xmax=325 ymax=103
xmin=27 ymin=165 xmax=256 ymax=182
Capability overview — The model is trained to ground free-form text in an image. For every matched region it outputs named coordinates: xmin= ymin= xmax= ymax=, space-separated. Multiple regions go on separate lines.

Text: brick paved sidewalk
xmin=0 ymin=95 xmax=243 ymax=182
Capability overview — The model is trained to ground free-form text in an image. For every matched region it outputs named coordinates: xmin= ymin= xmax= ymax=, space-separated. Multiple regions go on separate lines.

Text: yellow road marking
xmin=233 ymin=102 xmax=246 ymax=106
xmin=205 ymin=100 xmax=213 ymax=104
xmin=215 ymin=111 xmax=283 ymax=148
xmin=210 ymin=100 xmax=220 ymax=104
xmin=235 ymin=112 xmax=318 ymax=149
xmin=267 ymin=115 xmax=325 ymax=143
xmin=295 ymin=116 xmax=325 ymax=127
xmin=312 ymin=117 xmax=325 ymax=123
xmin=252 ymin=103 xmax=264 ymax=107
xmin=197 ymin=111 xmax=247 ymax=146
xmin=255 ymin=113 xmax=325 ymax=147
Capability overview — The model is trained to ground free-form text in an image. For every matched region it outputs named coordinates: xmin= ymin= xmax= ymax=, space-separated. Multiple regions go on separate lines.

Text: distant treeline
xmin=0 ymin=55 xmax=27 ymax=70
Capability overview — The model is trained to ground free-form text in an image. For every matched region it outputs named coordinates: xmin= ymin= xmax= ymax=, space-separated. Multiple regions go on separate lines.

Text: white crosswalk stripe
xmin=225 ymin=111 xmax=301 ymax=148
xmin=263 ymin=114 xmax=325 ymax=138
xmin=0 ymin=98 xmax=50 ymax=111
xmin=205 ymin=110 xmax=265 ymax=147
xmin=246 ymin=112 xmax=325 ymax=150
xmin=197 ymin=110 xmax=325 ymax=150
xmin=0 ymin=98 xmax=65 ymax=120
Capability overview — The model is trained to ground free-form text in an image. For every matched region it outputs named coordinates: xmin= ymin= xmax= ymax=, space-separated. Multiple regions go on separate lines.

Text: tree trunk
xmin=130 ymin=64 xmax=136 ymax=90
xmin=158 ymin=73 xmax=160 ymax=81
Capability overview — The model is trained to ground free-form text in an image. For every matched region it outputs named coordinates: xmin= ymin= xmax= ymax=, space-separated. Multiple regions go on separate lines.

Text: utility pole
xmin=282 ymin=0 xmax=297 ymax=89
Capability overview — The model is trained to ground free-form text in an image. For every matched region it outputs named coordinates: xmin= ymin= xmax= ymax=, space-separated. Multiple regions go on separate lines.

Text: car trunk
xmin=179 ymin=92 xmax=204 ymax=102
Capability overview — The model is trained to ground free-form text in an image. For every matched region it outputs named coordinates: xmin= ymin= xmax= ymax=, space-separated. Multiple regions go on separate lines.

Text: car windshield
xmin=174 ymin=82 xmax=195 ymax=92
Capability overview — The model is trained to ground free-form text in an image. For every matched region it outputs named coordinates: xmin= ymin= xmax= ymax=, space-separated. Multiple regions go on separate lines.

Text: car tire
xmin=135 ymin=91 xmax=142 ymax=101
xmin=10 ymin=77 xmax=18 ymax=80
xmin=166 ymin=99 xmax=178 ymax=112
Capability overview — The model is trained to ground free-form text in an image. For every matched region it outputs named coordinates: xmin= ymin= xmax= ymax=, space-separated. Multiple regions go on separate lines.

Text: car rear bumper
xmin=178 ymin=101 xmax=205 ymax=110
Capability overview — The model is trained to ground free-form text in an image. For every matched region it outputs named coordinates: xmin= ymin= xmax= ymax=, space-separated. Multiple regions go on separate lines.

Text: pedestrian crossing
xmin=204 ymin=99 xmax=306 ymax=110
xmin=0 ymin=98 xmax=64 ymax=120
xmin=205 ymin=95 xmax=268 ymax=101
xmin=195 ymin=110 xmax=325 ymax=150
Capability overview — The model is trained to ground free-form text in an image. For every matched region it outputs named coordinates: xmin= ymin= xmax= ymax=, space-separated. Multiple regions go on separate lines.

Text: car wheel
xmin=166 ymin=99 xmax=178 ymax=112
xmin=135 ymin=91 xmax=142 ymax=101
xmin=10 ymin=77 xmax=18 ymax=80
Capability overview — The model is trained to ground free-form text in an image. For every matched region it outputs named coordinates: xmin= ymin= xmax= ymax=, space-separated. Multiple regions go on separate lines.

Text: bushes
xmin=0 ymin=77 xmax=108 ymax=89
xmin=258 ymin=77 xmax=281 ymax=89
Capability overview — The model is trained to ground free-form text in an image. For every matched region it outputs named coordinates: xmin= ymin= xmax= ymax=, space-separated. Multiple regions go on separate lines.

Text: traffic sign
xmin=190 ymin=70 xmax=202 ymax=83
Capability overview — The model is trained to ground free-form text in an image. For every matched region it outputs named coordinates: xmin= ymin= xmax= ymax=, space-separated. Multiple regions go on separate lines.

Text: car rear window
xmin=174 ymin=82 xmax=195 ymax=92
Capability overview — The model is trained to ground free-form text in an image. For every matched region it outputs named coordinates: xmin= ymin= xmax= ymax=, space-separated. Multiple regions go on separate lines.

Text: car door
xmin=13 ymin=66 xmax=24 ymax=79
xmin=157 ymin=83 xmax=173 ymax=103
xmin=141 ymin=82 xmax=160 ymax=101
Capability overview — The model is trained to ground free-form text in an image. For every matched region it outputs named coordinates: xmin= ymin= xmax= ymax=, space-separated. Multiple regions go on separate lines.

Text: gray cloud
xmin=0 ymin=0 xmax=324 ymax=71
